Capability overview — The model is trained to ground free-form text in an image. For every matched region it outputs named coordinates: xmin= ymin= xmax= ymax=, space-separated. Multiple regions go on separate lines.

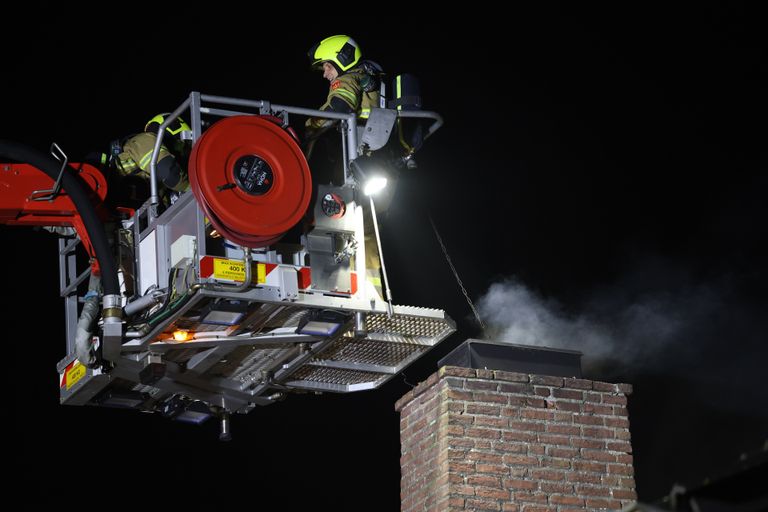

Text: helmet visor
xmin=308 ymin=42 xmax=324 ymax=69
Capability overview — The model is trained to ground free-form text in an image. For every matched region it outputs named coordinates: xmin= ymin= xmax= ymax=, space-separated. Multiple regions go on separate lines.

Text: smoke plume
xmin=476 ymin=271 xmax=760 ymax=380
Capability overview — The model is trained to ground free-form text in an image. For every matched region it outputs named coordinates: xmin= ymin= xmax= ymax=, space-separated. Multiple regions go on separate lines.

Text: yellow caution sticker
xmin=66 ymin=361 xmax=86 ymax=390
xmin=213 ymin=258 xmax=246 ymax=282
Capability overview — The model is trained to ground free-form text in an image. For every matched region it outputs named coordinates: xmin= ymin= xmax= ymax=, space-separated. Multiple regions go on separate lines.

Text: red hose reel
xmin=188 ymin=116 xmax=312 ymax=248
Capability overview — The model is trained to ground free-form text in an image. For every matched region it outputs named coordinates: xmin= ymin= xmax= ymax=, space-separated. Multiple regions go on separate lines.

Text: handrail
xmin=145 ymin=92 xmax=444 ymax=211
xmin=149 ymin=97 xmax=191 ymax=210
xmin=396 ymin=110 xmax=444 ymax=140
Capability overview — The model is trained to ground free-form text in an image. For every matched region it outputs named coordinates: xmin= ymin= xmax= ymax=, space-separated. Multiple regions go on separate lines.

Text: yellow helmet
xmin=145 ymin=113 xmax=191 ymax=137
xmin=308 ymin=35 xmax=361 ymax=73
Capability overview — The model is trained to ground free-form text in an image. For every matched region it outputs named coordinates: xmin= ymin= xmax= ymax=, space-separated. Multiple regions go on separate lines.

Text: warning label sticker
xmin=66 ymin=361 xmax=86 ymax=390
xmin=213 ymin=258 xmax=246 ymax=282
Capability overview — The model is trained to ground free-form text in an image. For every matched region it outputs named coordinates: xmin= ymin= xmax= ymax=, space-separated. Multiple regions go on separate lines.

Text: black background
xmin=4 ymin=6 xmax=766 ymax=508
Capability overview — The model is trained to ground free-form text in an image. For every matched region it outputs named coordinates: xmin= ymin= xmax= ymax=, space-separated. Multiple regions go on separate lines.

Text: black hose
xmin=0 ymin=140 xmax=120 ymax=296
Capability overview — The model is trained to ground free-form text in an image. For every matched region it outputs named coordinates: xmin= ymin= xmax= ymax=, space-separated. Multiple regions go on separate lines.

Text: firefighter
xmin=306 ymin=35 xmax=391 ymax=301
xmin=305 ymin=35 xmax=382 ymax=144
xmin=113 ymin=113 xmax=191 ymax=195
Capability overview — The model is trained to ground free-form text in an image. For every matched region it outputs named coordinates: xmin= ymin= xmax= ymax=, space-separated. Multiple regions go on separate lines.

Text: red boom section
xmin=0 ymin=162 xmax=108 ymax=264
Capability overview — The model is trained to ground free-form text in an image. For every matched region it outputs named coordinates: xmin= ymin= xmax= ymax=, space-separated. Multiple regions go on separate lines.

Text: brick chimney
xmin=396 ymin=366 xmax=636 ymax=511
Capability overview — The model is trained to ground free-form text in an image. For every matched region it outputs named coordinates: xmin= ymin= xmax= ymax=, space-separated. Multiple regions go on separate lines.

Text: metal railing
xmin=148 ymin=91 xmax=443 ymax=211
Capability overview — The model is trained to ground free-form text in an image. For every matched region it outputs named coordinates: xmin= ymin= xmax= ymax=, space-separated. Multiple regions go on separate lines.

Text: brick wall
xmin=396 ymin=366 xmax=636 ymax=512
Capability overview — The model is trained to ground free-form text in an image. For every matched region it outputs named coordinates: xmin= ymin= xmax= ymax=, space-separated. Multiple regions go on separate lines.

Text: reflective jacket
xmin=307 ymin=65 xmax=379 ymax=130
xmin=115 ymin=132 xmax=188 ymax=191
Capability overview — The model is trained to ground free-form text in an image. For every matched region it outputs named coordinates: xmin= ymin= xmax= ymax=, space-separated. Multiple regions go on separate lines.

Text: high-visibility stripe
xmin=333 ymin=88 xmax=357 ymax=105
xmin=366 ymin=272 xmax=382 ymax=286
xmin=360 ymin=108 xmax=371 ymax=119
xmin=118 ymin=157 xmax=138 ymax=173
xmin=139 ymin=150 xmax=154 ymax=170
xmin=396 ymin=75 xmax=403 ymax=111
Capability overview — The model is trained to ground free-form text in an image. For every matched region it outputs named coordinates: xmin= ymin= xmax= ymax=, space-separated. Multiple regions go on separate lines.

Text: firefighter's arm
xmin=114 ymin=135 xmax=141 ymax=175
xmin=114 ymin=152 xmax=139 ymax=176
xmin=118 ymin=134 xmax=176 ymax=186
xmin=306 ymin=78 xmax=360 ymax=133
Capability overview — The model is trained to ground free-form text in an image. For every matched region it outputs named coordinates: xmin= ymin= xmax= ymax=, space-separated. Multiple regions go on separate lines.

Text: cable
xmin=428 ymin=215 xmax=487 ymax=337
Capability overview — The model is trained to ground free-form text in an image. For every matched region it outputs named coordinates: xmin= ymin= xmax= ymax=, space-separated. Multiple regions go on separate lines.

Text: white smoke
xmin=476 ymin=277 xmax=723 ymax=376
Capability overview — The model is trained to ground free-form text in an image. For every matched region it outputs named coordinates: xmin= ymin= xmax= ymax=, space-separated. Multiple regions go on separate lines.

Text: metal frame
xmin=150 ymin=92 xmax=443 ymax=196
xmin=58 ymin=236 xmax=83 ymax=355
xmin=142 ymin=92 xmax=443 ymax=295
xmin=57 ymin=91 xmax=454 ymax=420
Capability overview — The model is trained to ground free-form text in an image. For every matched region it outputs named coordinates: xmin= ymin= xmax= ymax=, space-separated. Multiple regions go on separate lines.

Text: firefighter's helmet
xmin=308 ymin=35 xmax=361 ymax=73
xmin=145 ymin=113 xmax=191 ymax=137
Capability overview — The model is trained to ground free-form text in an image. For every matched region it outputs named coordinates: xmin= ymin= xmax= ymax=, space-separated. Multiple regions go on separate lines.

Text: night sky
xmin=5 ymin=7 xmax=766 ymax=508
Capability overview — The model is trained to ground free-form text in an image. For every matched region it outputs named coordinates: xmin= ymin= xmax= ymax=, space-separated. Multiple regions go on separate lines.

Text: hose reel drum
xmin=188 ymin=116 xmax=312 ymax=248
